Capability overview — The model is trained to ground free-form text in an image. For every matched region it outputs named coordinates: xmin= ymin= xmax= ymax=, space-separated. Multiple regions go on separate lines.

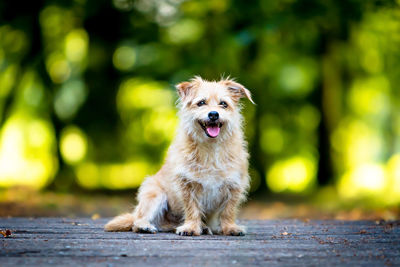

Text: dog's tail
xmin=104 ymin=213 xmax=134 ymax=232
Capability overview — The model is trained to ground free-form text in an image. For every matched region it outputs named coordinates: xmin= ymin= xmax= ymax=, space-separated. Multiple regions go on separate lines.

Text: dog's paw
xmin=222 ymin=224 xmax=246 ymax=236
xmin=132 ymin=222 xmax=157 ymax=234
xmin=176 ymin=224 xmax=201 ymax=236
xmin=136 ymin=226 xmax=157 ymax=234
xmin=202 ymin=225 xmax=213 ymax=235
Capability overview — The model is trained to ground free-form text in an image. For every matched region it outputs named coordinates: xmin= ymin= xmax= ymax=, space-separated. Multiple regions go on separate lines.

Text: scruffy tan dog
xmin=105 ymin=76 xmax=254 ymax=236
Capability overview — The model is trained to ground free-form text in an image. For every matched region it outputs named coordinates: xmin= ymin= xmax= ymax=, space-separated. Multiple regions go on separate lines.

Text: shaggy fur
xmin=104 ymin=76 xmax=254 ymax=236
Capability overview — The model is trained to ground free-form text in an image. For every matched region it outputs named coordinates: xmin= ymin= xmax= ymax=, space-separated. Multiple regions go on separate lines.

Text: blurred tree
xmin=0 ymin=0 xmax=399 ymax=206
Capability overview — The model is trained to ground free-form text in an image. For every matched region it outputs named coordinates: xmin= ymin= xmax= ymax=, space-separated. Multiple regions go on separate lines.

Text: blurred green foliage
xmin=0 ymin=0 xmax=400 ymax=206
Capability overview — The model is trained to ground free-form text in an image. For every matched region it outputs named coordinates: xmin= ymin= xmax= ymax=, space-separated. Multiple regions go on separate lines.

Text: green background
xmin=0 ymin=0 xmax=400 ymax=209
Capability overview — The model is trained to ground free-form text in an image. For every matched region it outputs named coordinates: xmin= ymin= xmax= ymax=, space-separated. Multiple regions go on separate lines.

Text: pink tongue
xmin=206 ymin=126 xmax=220 ymax=137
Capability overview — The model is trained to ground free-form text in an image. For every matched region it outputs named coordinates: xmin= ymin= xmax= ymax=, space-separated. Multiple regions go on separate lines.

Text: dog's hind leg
xmin=104 ymin=176 xmax=167 ymax=233
xmin=131 ymin=177 xmax=168 ymax=234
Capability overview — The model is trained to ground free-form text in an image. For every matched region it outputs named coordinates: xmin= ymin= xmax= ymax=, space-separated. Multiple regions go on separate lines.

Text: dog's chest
xmin=195 ymin=171 xmax=241 ymax=213
xmin=198 ymin=179 xmax=225 ymax=213
xmin=175 ymin=160 xmax=243 ymax=213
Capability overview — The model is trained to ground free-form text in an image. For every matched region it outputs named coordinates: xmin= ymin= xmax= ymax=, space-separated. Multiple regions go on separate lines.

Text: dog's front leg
xmin=176 ymin=180 xmax=203 ymax=236
xmin=220 ymin=186 xmax=246 ymax=236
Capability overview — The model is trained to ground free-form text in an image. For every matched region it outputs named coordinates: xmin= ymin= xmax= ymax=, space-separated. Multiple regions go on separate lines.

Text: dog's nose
xmin=208 ymin=111 xmax=219 ymax=121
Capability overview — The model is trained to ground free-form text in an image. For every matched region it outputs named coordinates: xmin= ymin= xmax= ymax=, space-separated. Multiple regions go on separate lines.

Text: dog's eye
xmin=197 ymin=100 xmax=206 ymax=107
xmin=219 ymin=101 xmax=228 ymax=108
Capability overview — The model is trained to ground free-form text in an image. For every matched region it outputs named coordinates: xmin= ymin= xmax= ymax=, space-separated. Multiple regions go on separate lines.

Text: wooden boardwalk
xmin=0 ymin=218 xmax=399 ymax=266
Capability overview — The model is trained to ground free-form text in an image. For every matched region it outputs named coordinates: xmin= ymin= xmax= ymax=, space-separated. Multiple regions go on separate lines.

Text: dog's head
xmin=176 ymin=76 xmax=254 ymax=142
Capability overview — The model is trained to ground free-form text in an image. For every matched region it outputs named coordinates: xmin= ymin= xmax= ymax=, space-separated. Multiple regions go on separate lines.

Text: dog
xmin=104 ymin=76 xmax=254 ymax=236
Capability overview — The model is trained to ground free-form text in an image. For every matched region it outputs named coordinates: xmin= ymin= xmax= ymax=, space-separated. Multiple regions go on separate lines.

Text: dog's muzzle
xmin=198 ymin=119 xmax=223 ymax=138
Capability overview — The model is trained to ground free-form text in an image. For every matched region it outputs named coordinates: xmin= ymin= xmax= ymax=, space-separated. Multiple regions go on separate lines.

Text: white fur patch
xmin=150 ymin=193 xmax=168 ymax=228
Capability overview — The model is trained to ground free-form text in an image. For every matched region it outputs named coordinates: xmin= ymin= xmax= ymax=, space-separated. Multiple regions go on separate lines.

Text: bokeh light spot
xmin=54 ymin=79 xmax=87 ymax=120
xmin=386 ymin=154 xmax=400 ymax=203
xmin=267 ymin=156 xmax=316 ymax=193
xmin=113 ymin=46 xmax=136 ymax=71
xmin=76 ymin=161 xmax=153 ymax=189
xmin=165 ymin=19 xmax=204 ymax=44
xmin=348 ymin=76 xmax=390 ymax=117
xmin=76 ymin=162 xmax=99 ymax=189
xmin=60 ymin=126 xmax=88 ymax=165
xmin=0 ymin=112 xmax=58 ymax=189
xmin=46 ymin=53 xmax=71 ymax=83
xmin=0 ymin=26 xmax=28 ymax=55
xmin=361 ymin=49 xmax=382 ymax=73
xmin=19 ymin=70 xmax=45 ymax=108
xmin=261 ymin=127 xmax=284 ymax=154
xmin=297 ymin=105 xmax=320 ymax=131
xmin=0 ymin=65 xmax=18 ymax=97
xmin=338 ymin=163 xmax=387 ymax=198
xmin=278 ymin=60 xmax=317 ymax=97
xmin=112 ymin=0 xmax=135 ymax=11
xmin=331 ymin=119 xmax=383 ymax=168
xmin=65 ymin=29 xmax=89 ymax=62
xmin=117 ymin=78 xmax=174 ymax=112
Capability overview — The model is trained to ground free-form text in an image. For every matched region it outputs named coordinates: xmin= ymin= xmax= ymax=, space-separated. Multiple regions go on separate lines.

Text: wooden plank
xmin=0 ymin=218 xmax=399 ymax=266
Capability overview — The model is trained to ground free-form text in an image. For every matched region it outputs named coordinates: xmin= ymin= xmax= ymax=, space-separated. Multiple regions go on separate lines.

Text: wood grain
xmin=0 ymin=218 xmax=399 ymax=266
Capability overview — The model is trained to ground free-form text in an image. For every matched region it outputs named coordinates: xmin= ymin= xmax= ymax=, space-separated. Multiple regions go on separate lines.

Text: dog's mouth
xmin=198 ymin=120 xmax=223 ymax=138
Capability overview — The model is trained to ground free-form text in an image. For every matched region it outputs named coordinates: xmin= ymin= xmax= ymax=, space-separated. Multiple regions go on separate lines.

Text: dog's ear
xmin=222 ymin=80 xmax=255 ymax=104
xmin=176 ymin=81 xmax=192 ymax=100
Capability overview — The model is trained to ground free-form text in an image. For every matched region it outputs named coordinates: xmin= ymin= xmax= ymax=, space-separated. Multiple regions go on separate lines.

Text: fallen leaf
xmin=0 ymin=229 xmax=12 ymax=238
xmin=91 ymin=213 xmax=100 ymax=220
